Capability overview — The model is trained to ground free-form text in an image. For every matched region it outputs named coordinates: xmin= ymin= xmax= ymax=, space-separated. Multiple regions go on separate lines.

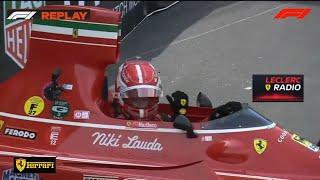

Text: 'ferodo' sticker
xmin=24 ymin=96 xmax=45 ymax=116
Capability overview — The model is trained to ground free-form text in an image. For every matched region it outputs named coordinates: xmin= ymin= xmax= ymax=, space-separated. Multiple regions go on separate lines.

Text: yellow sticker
xmin=180 ymin=99 xmax=187 ymax=106
xmin=254 ymin=138 xmax=267 ymax=154
xmin=24 ymin=96 xmax=45 ymax=116
xmin=179 ymin=108 xmax=187 ymax=115
xmin=292 ymin=134 xmax=319 ymax=152
xmin=0 ymin=120 xmax=4 ymax=130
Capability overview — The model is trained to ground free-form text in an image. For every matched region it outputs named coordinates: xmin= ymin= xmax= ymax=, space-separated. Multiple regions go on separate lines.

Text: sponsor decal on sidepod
xmin=50 ymin=127 xmax=61 ymax=145
xmin=2 ymin=168 xmax=40 ymax=180
xmin=74 ymin=110 xmax=90 ymax=120
xmin=3 ymin=127 xmax=36 ymax=140
xmin=51 ymin=100 xmax=70 ymax=119
xmin=127 ymin=121 xmax=157 ymax=129
xmin=24 ymin=96 xmax=45 ymax=117
xmin=83 ymin=175 xmax=119 ymax=180
xmin=201 ymin=136 xmax=213 ymax=142
xmin=278 ymin=130 xmax=288 ymax=143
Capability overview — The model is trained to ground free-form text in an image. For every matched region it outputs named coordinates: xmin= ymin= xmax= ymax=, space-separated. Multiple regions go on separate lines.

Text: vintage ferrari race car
xmin=0 ymin=5 xmax=319 ymax=180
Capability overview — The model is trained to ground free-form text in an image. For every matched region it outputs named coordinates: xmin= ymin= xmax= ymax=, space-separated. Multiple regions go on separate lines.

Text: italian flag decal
xmin=31 ymin=19 xmax=120 ymax=47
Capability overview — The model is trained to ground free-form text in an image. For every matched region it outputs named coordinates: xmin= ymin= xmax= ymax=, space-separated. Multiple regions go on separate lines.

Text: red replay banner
xmin=252 ymin=74 xmax=304 ymax=102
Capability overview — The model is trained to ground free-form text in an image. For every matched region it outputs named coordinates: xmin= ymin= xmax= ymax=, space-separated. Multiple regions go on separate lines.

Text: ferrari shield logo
xmin=126 ymin=121 xmax=132 ymax=127
xmin=265 ymin=84 xmax=271 ymax=91
xmin=73 ymin=29 xmax=79 ymax=38
xmin=254 ymin=139 xmax=267 ymax=154
xmin=15 ymin=158 xmax=27 ymax=172
xmin=180 ymin=99 xmax=187 ymax=106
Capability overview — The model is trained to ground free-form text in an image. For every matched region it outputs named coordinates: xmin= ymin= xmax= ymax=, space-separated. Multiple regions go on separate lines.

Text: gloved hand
xmin=210 ymin=101 xmax=242 ymax=120
xmin=166 ymin=91 xmax=189 ymax=115
xmin=159 ymin=113 xmax=173 ymax=122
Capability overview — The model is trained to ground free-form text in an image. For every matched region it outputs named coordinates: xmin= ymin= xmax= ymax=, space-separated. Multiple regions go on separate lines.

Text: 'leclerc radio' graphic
xmin=252 ymin=75 xmax=304 ymax=102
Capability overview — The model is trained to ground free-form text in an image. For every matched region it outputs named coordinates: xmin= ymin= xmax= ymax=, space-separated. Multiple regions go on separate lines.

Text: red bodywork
xmin=0 ymin=5 xmax=319 ymax=180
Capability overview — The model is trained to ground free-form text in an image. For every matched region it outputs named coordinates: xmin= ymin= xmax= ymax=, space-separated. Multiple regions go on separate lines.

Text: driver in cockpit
xmin=111 ymin=60 xmax=242 ymax=121
xmin=111 ymin=60 xmax=188 ymax=121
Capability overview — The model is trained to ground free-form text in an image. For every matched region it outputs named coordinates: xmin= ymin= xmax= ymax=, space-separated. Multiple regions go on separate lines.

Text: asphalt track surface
xmin=107 ymin=1 xmax=320 ymax=144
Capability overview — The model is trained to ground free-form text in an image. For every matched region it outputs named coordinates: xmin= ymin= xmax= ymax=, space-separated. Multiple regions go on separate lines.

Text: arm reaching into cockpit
xmin=209 ymin=101 xmax=242 ymax=120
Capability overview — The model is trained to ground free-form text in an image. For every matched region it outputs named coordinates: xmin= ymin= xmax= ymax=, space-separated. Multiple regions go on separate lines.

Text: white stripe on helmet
xmin=139 ymin=109 xmax=144 ymax=118
xmin=119 ymin=85 xmax=162 ymax=94
xmin=135 ymin=65 xmax=143 ymax=83
xmin=117 ymin=63 xmax=128 ymax=89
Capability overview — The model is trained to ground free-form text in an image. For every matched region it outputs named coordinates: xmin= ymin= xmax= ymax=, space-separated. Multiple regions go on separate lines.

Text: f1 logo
xmin=7 ymin=11 xmax=37 ymax=20
xmin=274 ymin=8 xmax=311 ymax=19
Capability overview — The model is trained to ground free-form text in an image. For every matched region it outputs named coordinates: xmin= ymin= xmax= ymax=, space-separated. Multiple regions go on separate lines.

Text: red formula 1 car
xmin=0 ymin=5 xmax=320 ymax=180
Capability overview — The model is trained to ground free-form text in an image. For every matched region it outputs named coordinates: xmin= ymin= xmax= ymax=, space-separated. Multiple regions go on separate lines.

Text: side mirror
xmin=196 ymin=92 xmax=213 ymax=108
xmin=52 ymin=68 xmax=62 ymax=82
xmin=44 ymin=68 xmax=63 ymax=101
xmin=173 ymin=115 xmax=198 ymax=138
